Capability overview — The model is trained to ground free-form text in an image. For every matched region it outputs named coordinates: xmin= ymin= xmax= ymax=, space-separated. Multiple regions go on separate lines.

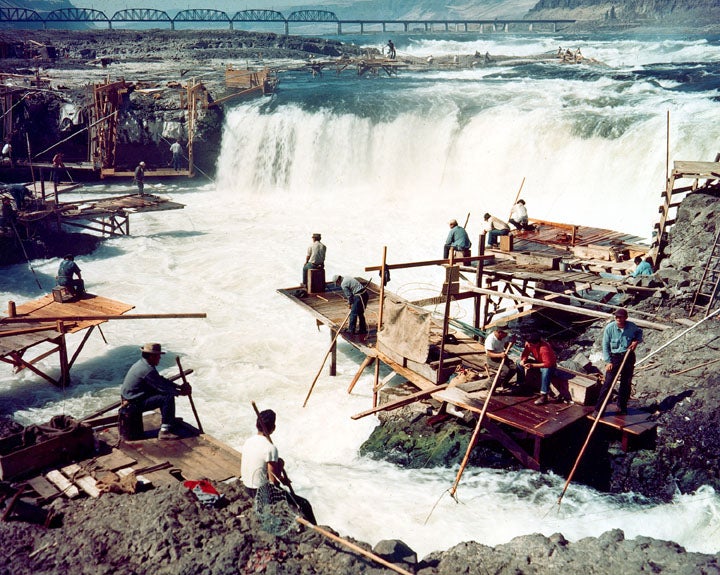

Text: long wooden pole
xmin=302 ymin=308 xmax=353 ymax=408
xmin=176 ymin=357 xmax=203 ymax=433
xmin=449 ymin=341 xmax=512 ymax=498
xmin=1 ymin=312 xmax=207 ymax=324
xmin=295 ymin=517 xmax=414 ymax=575
xmin=507 ymin=176 xmax=526 ymax=221
xmin=558 ymin=348 xmax=631 ymax=506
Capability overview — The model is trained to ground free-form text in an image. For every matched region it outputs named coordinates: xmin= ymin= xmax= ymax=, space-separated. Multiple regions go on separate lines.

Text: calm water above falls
xmin=2 ymin=32 xmax=720 ymax=557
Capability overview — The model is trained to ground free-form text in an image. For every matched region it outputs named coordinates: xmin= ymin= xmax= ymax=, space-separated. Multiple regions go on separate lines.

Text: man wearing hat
xmin=121 ymin=343 xmax=191 ymax=440
xmin=134 ymin=161 xmax=146 ymax=195
xmin=56 ymin=254 xmax=85 ymax=298
xmin=484 ymin=322 xmax=523 ymax=389
xmin=444 ymin=219 xmax=472 ymax=259
xmin=333 ymin=274 xmax=369 ymax=335
xmin=302 ymin=232 xmax=326 ymax=287
xmin=594 ymin=308 xmax=643 ymax=416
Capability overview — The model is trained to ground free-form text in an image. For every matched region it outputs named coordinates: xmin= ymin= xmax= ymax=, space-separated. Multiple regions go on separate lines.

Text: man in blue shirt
xmin=121 ymin=343 xmax=191 ymax=440
xmin=56 ymin=254 xmax=85 ymax=297
xmin=333 ymin=275 xmax=369 ymax=334
xmin=593 ymin=308 xmax=643 ymax=416
xmin=630 ymin=256 xmax=654 ymax=277
xmin=443 ymin=219 xmax=472 ymax=259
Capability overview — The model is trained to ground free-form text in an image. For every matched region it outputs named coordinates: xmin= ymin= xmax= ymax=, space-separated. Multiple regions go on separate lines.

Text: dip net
xmin=254 ymin=483 xmax=297 ymax=536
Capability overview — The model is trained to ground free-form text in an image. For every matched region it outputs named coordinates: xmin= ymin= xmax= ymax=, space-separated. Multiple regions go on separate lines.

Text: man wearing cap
xmin=121 ymin=343 xmax=191 ymax=440
xmin=134 ymin=161 xmax=146 ymax=195
xmin=444 ymin=219 xmax=472 ymax=259
xmin=333 ymin=275 xmax=369 ymax=335
xmin=56 ymin=254 xmax=85 ymax=297
xmin=594 ymin=308 xmax=643 ymax=416
xmin=302 ymin=232 xmax=326 ymax=287
xmin=481 ymin=213 xmax=510 ymax=248
xmin=484 ymin=322 xmax=523 ymax=389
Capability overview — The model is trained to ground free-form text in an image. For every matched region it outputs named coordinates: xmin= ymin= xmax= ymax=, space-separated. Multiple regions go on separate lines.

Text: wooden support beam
xmin=352 ymin=383 xmax=449 ymax=420
xmin=1 ymin=313 xmax=207 ymax=324
xmin=464 ymin=286 xmax=671 ymax=330
xmin=365 ymin=255 xmax=495 ymax=272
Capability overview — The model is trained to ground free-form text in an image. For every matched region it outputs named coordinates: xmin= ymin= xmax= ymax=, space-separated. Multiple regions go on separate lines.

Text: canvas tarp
xmin=377 ymin=298 xmax=431 ymax=364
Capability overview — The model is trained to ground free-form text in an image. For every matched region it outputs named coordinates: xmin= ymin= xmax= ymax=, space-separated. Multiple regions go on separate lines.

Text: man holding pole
xmin=593 ymin=309 xmax=643 ymax=416
xmin=334 ymin=274 xmax=369 ymax=335
xmin=120 ymin=343 xmax=191 ymax=440
xmin=443 ymin=218 xmax=472 ymax=259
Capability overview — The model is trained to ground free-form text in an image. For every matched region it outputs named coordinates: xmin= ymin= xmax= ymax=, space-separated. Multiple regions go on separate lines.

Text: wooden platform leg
xmin=329 ymin=329 xmax=337 ymax=376
xmin=347 ymin=356 xmax=375 ymax=393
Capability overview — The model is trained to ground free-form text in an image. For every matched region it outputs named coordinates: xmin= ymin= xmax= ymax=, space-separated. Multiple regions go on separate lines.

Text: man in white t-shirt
xmin=484 ymin=322 xmax=524 ymax=388
xmin=241 ymin=409 xmax=285 ymax=495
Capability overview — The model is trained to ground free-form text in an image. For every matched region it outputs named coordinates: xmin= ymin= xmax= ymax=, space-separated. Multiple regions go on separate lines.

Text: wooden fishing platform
xmin=1 ymin=293 xmax=134 ymax=387
xmin=19 ymin=193 xmax=185 ymax=237
xmin=278 ymin=275 xmax=658 ymax=471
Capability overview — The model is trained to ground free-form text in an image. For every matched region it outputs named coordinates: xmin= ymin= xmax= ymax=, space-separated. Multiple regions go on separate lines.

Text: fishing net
xmin=254 ymin=483 xmax=298 ymax=536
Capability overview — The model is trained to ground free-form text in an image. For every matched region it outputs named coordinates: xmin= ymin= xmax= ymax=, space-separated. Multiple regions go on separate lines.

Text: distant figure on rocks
xmin=509 ymin=199 xmax=533 ymax=231
xmin=1 ymin=141 xmax=12 ymax=167
xmin=1 ymin=196 xmax=16 ymax=231
xmin=630 ymin=255 xmax=653 ymax=277
xmin=170 ymin=140 xmax=183 ymax=171
xmin=593 ymin=308 xmax=642 ymax=417
xmin=386 ymin=39 xmax=396 ymax=59
xmin=56 ymin=254 xmax=85 ymax=297
xmin=120 ymin=343 xmax=191 ymax=441
xmin=520 ymin=332 xmax=557 ymax=405
xmin=134 ymin=161 xmax=146 ymax=194
xmin=481 ymin=213 xmax=510 ymax=247
xmin=334 ymin=274 xmax=369 ymax=335
xmin=302 ymin=232 xmax=326 ymax=287
xmin=444 ymin=218 xmax=472 ymax=259
xmin=52 ymin=152 xmax=65 ymax=193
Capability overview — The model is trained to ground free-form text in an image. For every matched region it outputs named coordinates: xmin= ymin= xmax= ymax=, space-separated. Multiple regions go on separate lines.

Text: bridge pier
xmin=337 ymin=23 xmax=341 ymax=34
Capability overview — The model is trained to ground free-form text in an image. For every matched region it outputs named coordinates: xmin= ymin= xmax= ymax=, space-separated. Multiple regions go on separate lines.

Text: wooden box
xmin=307 ymin=268 xmax=326 ymax=294
xmin=0 ymin=418 xmax=95 ymax=480
xmin=52 ymin=286 xmax=73 ymax=303
xmin=499 ymin=234 xmax=514 ymax=252
xmin=568 ymin=378 xmax=600 ymax=406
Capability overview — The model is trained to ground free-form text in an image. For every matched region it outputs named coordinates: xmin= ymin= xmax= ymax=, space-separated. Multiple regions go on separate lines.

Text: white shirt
xmin=2 ymin=143 xmax=10 ymax=156
xmin=485 ymin=331 xmax=512 ymax=354
xmin=511 ymin=204 xmax=528 ymax=221
xmin=481 ymin=216 xmax=510 ymax=233
xmin=241 ymin=433 xmax=278 ymax=489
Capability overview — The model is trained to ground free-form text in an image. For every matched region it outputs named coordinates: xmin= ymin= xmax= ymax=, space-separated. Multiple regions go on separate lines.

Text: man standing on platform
xmin=302 ymin=232 xmax=326 ymax=287
xmin=52 ymin=152 xmax=65 ymax=194
xmin=444 ymin=218 xmax=472 ymax=259
xmin=134 ymin=161 xmax=146 ymax=195
xmin=334 ymin=274 xmax=369 ymax=335
xmin=120 ymin=343 xmax=191 ymax=440
xmin=594 ymin=308 xmax=642 ymax=416
xmin=170 ymin=140 xmax=183 ymax=171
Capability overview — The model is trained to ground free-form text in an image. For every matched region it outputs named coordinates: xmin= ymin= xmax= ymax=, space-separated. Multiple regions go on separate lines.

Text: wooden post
xmin=7 ymin=301 xmax=16 ymax=317
xmin=372 ymin=247 xmax=388 ymax=407
xmin=436 ymin=251 xmax=456 ymax=385
xmin=329 ymin=328 xmax=337 ymax=376
xmin=473 ymin=234 xmax=485 ymax=337
xmin=56 ymin=321 xmax=69 ymax=388
xmin=347 ymin=355 xmax=374 ymax=394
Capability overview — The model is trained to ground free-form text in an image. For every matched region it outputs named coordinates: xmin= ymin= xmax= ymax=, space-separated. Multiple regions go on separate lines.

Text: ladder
xmin=690 ymin=227 xmax=720 ymax=317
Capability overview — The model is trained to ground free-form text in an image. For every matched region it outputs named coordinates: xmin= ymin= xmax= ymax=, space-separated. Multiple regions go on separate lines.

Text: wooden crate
xmin=568 ymin=379 xmax=600 ymax=406
xmin=0 ymin=419 xmax=95 ymax=481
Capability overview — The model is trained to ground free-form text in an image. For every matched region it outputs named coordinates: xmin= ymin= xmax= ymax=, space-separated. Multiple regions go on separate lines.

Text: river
xmin=1 ymin=30 xmax=720 ymax=557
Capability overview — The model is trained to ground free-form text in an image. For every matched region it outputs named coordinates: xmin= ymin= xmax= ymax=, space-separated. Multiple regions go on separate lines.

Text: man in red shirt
xmin=519 ymin=332 xmax=557 ymax=405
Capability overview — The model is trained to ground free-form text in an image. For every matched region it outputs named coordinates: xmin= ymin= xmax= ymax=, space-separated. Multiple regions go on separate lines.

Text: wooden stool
xmin=307 ymin=268 xmax=326 ymax=294
xmin=51 ymin=286 xmax=73 ymax=303
xmin=118 ymin=402 xmax=144 ymax=440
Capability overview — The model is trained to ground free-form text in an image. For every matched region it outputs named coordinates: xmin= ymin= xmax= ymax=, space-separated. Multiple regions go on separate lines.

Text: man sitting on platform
xmin=120 ymin=343 xmax=191 ymax=440
xmin=484 ymin=322 xmax=523 ymax=389
xmin=519 ymin=332 xmax=557 ymax=405
xmin=56 ymin=254 xmax=85 ymax=298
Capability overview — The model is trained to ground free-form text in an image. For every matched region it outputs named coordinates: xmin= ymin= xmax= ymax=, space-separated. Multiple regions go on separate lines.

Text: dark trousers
xmin=595 ymin=351 xmax=635 ymax=412
xmin=348 ymin=291 xmax=369 ymax=333
xmin=136 ymin=393 xmax=176 ymax=426
xmin=172 ymin=154 xmax=182 ymax=171
xmin=488 ymin=228 xmax=509 ymax=246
